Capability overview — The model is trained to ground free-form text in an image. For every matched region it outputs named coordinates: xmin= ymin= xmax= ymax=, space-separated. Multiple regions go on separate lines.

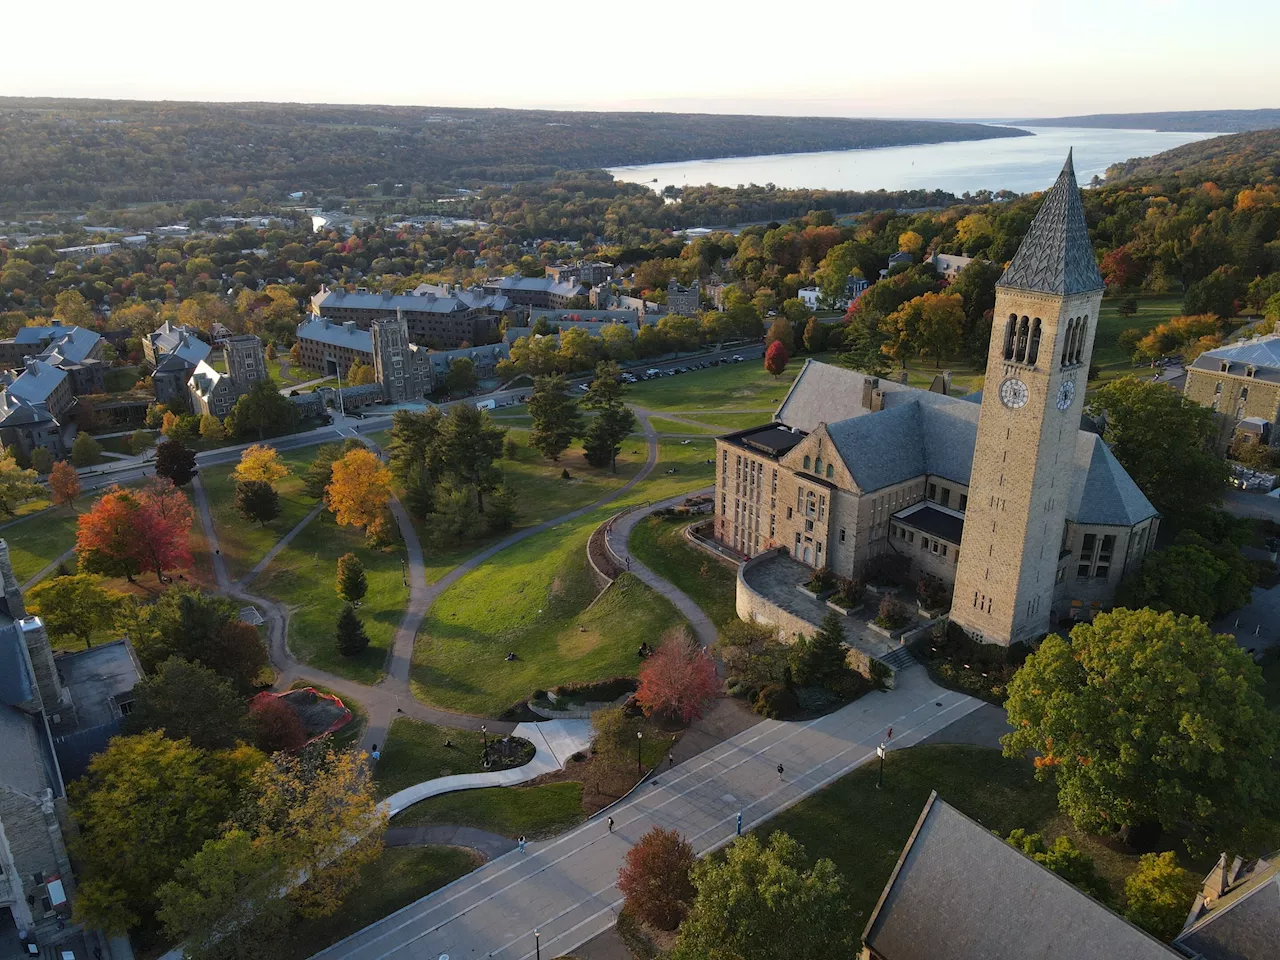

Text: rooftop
xmin=893 ymin=502 xmax=965 ymax=544
xmin=1176 ymin=853 xmax=1280 ymax=960
xmin=297 ymin=315 xmax=373 ymax=352
xmin=2 ymin=358 xmax=68 ymax=405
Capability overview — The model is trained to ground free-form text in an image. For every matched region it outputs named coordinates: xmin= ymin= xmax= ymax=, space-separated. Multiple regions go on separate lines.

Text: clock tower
xmin=949 ymin=152 xmax=1104 ymax=646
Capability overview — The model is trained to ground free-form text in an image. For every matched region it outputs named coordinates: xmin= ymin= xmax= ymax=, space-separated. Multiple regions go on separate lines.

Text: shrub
xmin=805 ymin=566 xmax=836 ymax=593
xmin=916 ymin=575 xmax=948 ymax=610
xmin=832 ymin=576 xmax=864 ymax=607
xmin=753 ymin=683 xmax=798 ymax=719
xmin=864 ymin=552 xmax=910 ymax=586
xmin=874 ymin=594 xmax=909 ymax=629
xmin=1124 ymin=852 xmax=1198 ymax=941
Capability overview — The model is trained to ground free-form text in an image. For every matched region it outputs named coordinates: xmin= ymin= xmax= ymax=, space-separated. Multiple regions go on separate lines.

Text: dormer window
xmin=1221 ymin=360 xmax=1230 ymax=373
xmin=1247 ymin=365 xmax=1257 ymax=378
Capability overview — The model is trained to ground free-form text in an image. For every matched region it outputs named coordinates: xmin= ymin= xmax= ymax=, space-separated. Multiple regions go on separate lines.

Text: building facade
xmin=666 ymin=278 xmax=700 ymax=315
xmin=187 ymin=334 xmax=266 ymax=419
xmin=310 ymin=285 xmax=504 ymax=349
xmin=1183 ymin=335 xmax=1280 ymax=451
xmin=371 ymin=314 xmax=432 ymax=403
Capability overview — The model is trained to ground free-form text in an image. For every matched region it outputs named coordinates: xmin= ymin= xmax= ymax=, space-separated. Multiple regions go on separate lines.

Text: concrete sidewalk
xmin=383 ymin=720 xmax=593 ymax=816
xmin=313 ymin=669 xmax=981 ymax=960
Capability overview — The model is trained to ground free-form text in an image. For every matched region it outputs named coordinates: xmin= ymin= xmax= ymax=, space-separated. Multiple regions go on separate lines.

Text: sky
xmin=4 ymin=0 xmax=1276 ymax=118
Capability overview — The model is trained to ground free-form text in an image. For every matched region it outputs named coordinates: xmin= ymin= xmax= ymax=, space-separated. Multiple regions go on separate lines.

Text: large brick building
xmin=1183 ymin=335 xmax=1280 ymax=451
xmin=309 ymin=284 xmax=508 ymax=349
xmin=714 ymin=155 xmax=1159 ymax=643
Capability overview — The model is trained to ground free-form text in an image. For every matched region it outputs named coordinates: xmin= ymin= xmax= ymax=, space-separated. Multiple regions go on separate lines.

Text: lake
xmin=608 ymin=126 xmax=1221 ymax=195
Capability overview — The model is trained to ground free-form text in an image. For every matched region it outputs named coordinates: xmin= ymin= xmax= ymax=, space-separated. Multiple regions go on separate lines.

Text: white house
xmin=798 ymin=287 xmax=821 ymax=310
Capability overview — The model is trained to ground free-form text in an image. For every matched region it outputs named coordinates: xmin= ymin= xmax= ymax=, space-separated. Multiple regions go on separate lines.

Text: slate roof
xmin=149 ymin=320 xmax=205 ymax=356
xmin=894 ymin=502 xmax=965 ymax=544
xmin=35 ymin=325 xmax=101 ymax=365
xmin=1191 ymin=335 xmax=1280 ymax=384
xmin=823 ymin=399 xmax=979 ymax=492
xmin=297 ymin=315 xmax=374 ymax=353
xmin=998 ymin=151 xmax=1103 ymax=296
xmin=0 ymin=703 xmax=57 ymax=797
xmin=3 ymin=358 xmax=67 ymax=404
xmin=315 ymin=288 xmax=481 ymax=315
xmin=0 ymin=621 xmax=34 ymax=707
xmin=425 ymin=342 xmax=509 ymax=374
xmin=1176 ymin=854 xmax=1280 ymax=960
xmin=1070 ymin=433 xmax=1159 ymax=527
xmin=863 ymin=793 xmax=1180 ymax=960
xmin=188 ymin=359 xmax=226 ymax=399
xmin=13 ymin=321 xmax=78 ymax=345
xmin=485 ymin=275 xmax=584 ymax=298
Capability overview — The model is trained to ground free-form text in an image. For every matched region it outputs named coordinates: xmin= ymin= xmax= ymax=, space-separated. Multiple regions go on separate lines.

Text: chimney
xmin=382 ymin=289 xmax=393 ymax=300
xmin=0 ymin=539 xmax=26 ymax=618
xmin=322 ymin=317 xmax=330 ymax=329
xmin=343 ymin=321 xmax=356 ymax=334
xmin=49 ymin=319 xmax=62 ymax=327
xmin=19 ymin=616 xmax=65 ymax=715
xmin=871 ymin=388 xmax=886 ymax=412
xmin=334 ymin=287 xmax=345 ymax=299
xmin=24 ymin=357 xmax=38 ymax=375
xmin=861 ymin=377 xmax=879 ymax=410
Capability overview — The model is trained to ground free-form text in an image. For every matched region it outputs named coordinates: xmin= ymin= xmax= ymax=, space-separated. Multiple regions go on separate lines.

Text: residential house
xmin=927 ymin=252 xmax=975 ymax=280
xmin=798 ymin=287 xmax=821 ymax=310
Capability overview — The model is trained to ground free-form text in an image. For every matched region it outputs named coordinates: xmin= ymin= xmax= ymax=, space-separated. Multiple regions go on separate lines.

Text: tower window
xmin=814 ymin=456 xmax=823 ymax=474
xmin=1015 ymin=316 xmax=1030 ymax=362
xmin=803 ymin=455 xmax=811 ymax=469
xmin=1061 ymin=318 xmax=1076 ymax=367
xmin=1073 ymin=316 xmax=1087 ymax=364
xmin=826 ymin=463 xmax=834 ymax=479
xmin=1003 ymin=314 xmax=1017 ymax=360
xmin=1027 ymin=318 xmax=1041 ymax=365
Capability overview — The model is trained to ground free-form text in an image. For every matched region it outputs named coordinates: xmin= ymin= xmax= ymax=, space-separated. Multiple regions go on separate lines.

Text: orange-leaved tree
xmin=635 ymin=628 xmax=718 ymax=723
xmin=232 ymin=443 xmax=289 ymax=485
xmin=135 ymin=480 xmax=194 ymax=581
xmin=49 ymin=460 xmax=81 ymax=506
xmin=617 ymin=826 xmax=695 ymax=930
xmin=324 ymin=448 xmax=391 ymax=532
xmin=77 ymin=486 xmax=146 ymax=582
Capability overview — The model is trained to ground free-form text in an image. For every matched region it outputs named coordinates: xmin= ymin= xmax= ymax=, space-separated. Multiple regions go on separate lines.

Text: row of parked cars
xmin=638 ymin=355 xmax=746 ymax=381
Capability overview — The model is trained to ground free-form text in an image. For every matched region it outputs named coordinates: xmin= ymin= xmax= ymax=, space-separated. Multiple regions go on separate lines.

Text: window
xmin=814 ymin=456 xmax=823 ymax=474
xmin=803 ymin=455 xmax=811 ymax=469
xmin=787 ymin=507 xmax=793 ymax=519
xmin=1027 ymin=318 xmax=1041 ymax=365
xmin=940 ymin=488 xmax=950 ymax=508
xmin=928 ymin=483 xmax=937 ymax=501
xmin=1015 ymin=316 xmax=1029 ymax=362
xmin=959 ymin=494 xmax=968 ymax=512
xmin=1073 ymin=316 xmax=1087 ymax=364
xmin=1003 ymin=314 xmax=1016 ymax=360
xmin=826 ymin=463 xmax=834 ymax=479
xmin=805 ymin=519 xmax=814 ymax=533
xmin=839 ymin=528 xmax=846 ymax=543
xmin=117 ymin=698 xmax=135 ymax=716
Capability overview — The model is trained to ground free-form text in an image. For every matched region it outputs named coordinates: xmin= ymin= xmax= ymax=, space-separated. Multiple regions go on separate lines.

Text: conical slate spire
xmin=997 ymin=150 xmax=1103 ymax=296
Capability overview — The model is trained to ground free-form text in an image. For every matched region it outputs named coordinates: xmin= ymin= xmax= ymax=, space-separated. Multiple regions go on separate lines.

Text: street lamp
xmin=876 ymin=742 xmax=887 ymax=790
xmin=636 ymin=730 xmax=643 ymax=775
xmin=534 ymin=929 xmax=541 ymax=960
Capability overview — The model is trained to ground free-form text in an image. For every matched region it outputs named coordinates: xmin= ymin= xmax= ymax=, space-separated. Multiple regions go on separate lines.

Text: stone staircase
xmin=877 ymin=645 xmax=919 ymax=673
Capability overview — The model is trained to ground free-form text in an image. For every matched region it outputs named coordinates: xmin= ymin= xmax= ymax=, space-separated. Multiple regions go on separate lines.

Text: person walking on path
xmin=371 ymin=744 xmax=381 ymax=762
xmin=777 ymin=763 xmax=784 ymax=782
xmin=607 ymin=816 xmax=615 ymax=832
xmin=518 ymin=835 xmax=527 ymax=853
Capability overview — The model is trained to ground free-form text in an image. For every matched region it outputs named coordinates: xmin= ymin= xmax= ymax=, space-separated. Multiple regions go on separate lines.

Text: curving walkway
xmin=385 ymin=825 xmax=516 ymax=860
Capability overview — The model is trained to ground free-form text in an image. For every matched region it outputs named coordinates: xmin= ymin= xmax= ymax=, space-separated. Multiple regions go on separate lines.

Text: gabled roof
xmin=863 ymin=793 xmax=1180 ymax=960
xmin=2 ymin=359 xmax=67 ymax=404
xmin=36 ymin=325 xmax=100 ymax=365
xmin=188 ymin=359 xmax=226 ymax=399
xmin=297 ymin=316 xmax=373 ymax=353
xmin=820 ymin=400 xmax=979 ymax=493
xmin=1175 ymin=853 xmax=1280 ymax=960
xmin=1192 ymin=335 xmax=1280 ymax=383
xmin=998 ymin=151 xmax=1103 ymax=296
xmin=1070 ymin=433 xmax=1159 ymax=527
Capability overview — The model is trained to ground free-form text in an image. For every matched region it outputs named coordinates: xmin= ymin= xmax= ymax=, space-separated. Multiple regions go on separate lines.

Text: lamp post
xmin=481 ymin=724 xmax=488 ymax=751
xmin=876 ymin=742 xmax=887 ymax=790
xmin=636 ymin=730 xmax=643 ymax=775
xmin=534 ymin=929 xmax=540 ymax=960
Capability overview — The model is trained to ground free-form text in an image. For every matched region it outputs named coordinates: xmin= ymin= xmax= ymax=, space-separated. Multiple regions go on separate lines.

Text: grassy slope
xmin=5 ymin=506 xmax=80 ymax=583
xmin=628 ymin=514 xmax=737 ymax=627
xmin=625 ymin=359 xmax=809 ymax=413
xmin=374 ymin=718 xmax=488 ymax=798
xmin=255 ymin=510 xmax=407 ymax=684
xmin=390 ymin=782 xmax=586 ymax=838
xmin=1092 ymin=294 xmax=1186 ymax=383
xmin=684 ymin=411 xmax=776 ymax=430
xmin=411 ymin=505 xmax=685 ymax=714
xmin=201 ymin=447 xmax=321 ymax=581
xmin=648 ymin=417 xmax=722 ymax=435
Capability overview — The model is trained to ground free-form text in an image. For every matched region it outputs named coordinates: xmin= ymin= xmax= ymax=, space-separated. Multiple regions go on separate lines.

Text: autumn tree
xmin=336 ymin=552 xmax=368 ymax=604
xmin=346 ymin=359 xmax=377 ymax=385
xmin=48 ymin=459 xmax=81 ymax=505
xmin=1087 ymin=377 xmax=1229 ymax=529
xmin=591 ymin=704 xmax=642 ymax=761
xmin=134 ymin=587 xmax=269 ymax=692
xmin=303 ymin=438 xmax=364 ymax=498
xmin=802 ymin=316 xmax=826 ymax=353
xmin=135 ymin=480 xmax=195 ymax=580
xmin=671 ymin=832 xmax=856 ymax=960
xmin=0 ymin=452 xmax=42 ymax=518
xmin=54 ymin=289 xmax=95 ymax=325
xmin=27 ymin=574 xmax=123 ymax=650
xmin=618 ymin=827 xmax=696 ymax=930
xmin=636 ymin=629 xmax=719 ymax=723
xmin=528 ymin=373 xmax=583 ymax=461
xmin=199 ymin=412 xmax=226 ymax=442
xmin=884 ymin=292 xmax=964 ymax=366
xmin=764 ymin=339 xmax=789 ymax=377
xmin=122 ymin=657 xmax=251 ymax=750
xmin=1124 ymin=852 xmax=1198 ymax=941
xmin=77 ymin=486 xmax=146 ymax=581
xmin=335 ymin=604 xmax=370 ymax=657
xmin=249 ymin=694 xmax=309 ymax=753
xmin=70 ymin=431 xmax=102 ymax=467
xmin=1002 ymin=608 xmax=1280 ymax=854
xmin=897 ymin=230 xmax=924 ymax=256
xmin=233 ymin=443 xmax=289 ymax=485
xmin=325 ymin=448 xmax=392 ymax=532
xmin=236 ymin=479 xmax=281 ymax=526
xmin=155 ymin=438 xmax=198 ymax=486
xmin=765 ymin=316 xmax=794 ymax=353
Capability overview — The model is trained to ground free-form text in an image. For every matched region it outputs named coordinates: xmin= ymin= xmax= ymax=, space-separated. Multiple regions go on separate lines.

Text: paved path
xmin=239 ymin=503 xmax=327 ymax=585
xmin=384 ymin=720 xmax=593 ymax=816
xmin=385 ymin=825 xmax=517 ymax=860
xmin=314 ymin=669 xmax=982 ymax=960
xmin=20 ymin=545 xmax=77 ymax=591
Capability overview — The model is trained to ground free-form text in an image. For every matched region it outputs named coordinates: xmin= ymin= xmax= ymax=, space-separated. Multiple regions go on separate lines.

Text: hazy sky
xmin=5 ymin=0 xmax=1275 ymax=117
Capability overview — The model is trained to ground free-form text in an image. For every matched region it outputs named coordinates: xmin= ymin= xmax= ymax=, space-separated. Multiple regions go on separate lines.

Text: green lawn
xmin=201 ymin=447 xmax=322 ymax=581
xmin=94 ymin=431 xmax=154 ymax=456
xmin=374 ymin=718 xmax=488 ymax=798
xmin=629 ymin=514 xmax=738 ymax=627
xmin=390 ymin=782 xmax=585 ymax=838
xmin=255 ymin=510 xmax=408 ymax=683
xmin=261 ymin=846 xmax=481 ymax=960
xmin=759 ymin=744 xmax=1191 ymax=921
xmin=103 ymin=365 xmax=141 ymax=393
xmin=411 ymin=506 xmax=686 ymax=714
xmin=624 ymin=357 xmax=820 ymax=413
xmin=648 ymin=416 xmax=722 ymax=435
xmin=4 ymin=506 xmax=81 ymax=585
xmin=1092 ymin=294 xmax=1187 ymax=384
xmin=683 ymin=412 xmax=776 ymax=431
xmin=635 ymin=439 xmax=717 ymax=503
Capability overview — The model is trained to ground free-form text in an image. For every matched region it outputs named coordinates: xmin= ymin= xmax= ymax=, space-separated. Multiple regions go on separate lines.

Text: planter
xmin=917 ymin=602 xmax=946 ymax=619
xmin=798 ymin=585 xmax=835 ymax=601
xmin=867 ymin=619 xmax=912 ymax=640
xmin=826 ymin=599 xmax=864 ymax=616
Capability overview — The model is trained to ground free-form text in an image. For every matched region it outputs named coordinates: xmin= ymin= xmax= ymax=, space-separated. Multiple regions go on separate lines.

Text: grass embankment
xmin=391 ymin=782 xmax=586 ymax=838
xmin=256 ymin=510 xmax=407 ymax=684
xmin=629 ymin=514 xmax=737 ymax=627
xmin=411 ymin=506 xmax=685 ymax=715
xmin=648 ymin=417 xmax=722 ymax=435
xmin=625 ymin=357 xmax=812 ymax=413
xmin=760 ymin=744 xmax=1194 ymax=922
xmin=374 ymin=718 xmax=489 ymax=798
xmin=638 ymin=439 xmax=716 ymax=502
xmin=261 ymin=846 xmax=481 ymax=960
xmin=681 ymin=411 xmax=775 ymax=431
xmin=5 ymin=506 xmax=80 ymax=584
xmin=201 ymin=448 xmax=322 ymax=581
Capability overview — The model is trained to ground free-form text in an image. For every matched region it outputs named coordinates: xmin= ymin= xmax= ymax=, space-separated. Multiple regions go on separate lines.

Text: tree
xmin=236 ymin=479 xmax=281 ymax=526
xmin=385 ymin=408 xmax=443 ymax=485
xmin=129 ymin=429 xmax=154 ymax=455
xmin=303 ymin=438 xmax=363 ymax=498
xmin=325 ymin=448 xmax=392 ymax=531
xmin=445 ymin=356 xmax=478 ymax=395
xmin=790 ymin=611 xmax=849 ymax=688
xmin=671 ymin=832 xmax=856 ymax=960
xmin=485 ymin=485 xmax=519 ymax=533
xmin=1117 ymin=530 xmax=1255 ymax=621
xmin=48 ymin=459 xmax=81 ymax=505
xmin=1184 ymin=269 xmax=1242 ymax=318
xmin=1087 ymin=377 xmax=1229 ymax=529
xmin=30 ymin=446 xmax=52 ymax=475
xmin=430 ymin=482 xmax=480 ymax=544
xmin=71 ymin=431 xmax=103 ymax=467
xmin=618 ymin=827 xmax=696 ymax=930
xmin=199 ymin=412 xmax=226 ymax=442
xmin=122 ymin=657 xmax=251 ymax=750
xmin=802 ymin=316 xmax=826 ymax=353
xmin=155 ymin=438 xmax=198 ymax=486
xmin=402 ymin=461 xmax=435 ymax=520
xmin=1001 ymin=608 xmax=1280 ymax=855
xmin=68 ymin=731 xmax=254 ymax=934
xmin=764 ymin=339 xmax=789 ymax=377
xmin=134 ymin=480 xmax=195 ymax=580
xmin=765 ymin=316 xmax=794 ymax=353
xmin=249 ymin=694 xmax=309 ymax=753
xmin=162 ymin=410 xmax=200 ymax=444
xmin=1005 ymin=829 xmax=1110 ymax=903
xmin=1116 ymin=295 xmax=1139 ymax=319
xmin=336 ymin=552 xmax=367 ymax=604
xmin=438 ymin=403 xmax=507 ymax=512
xmin=1124 ymin=852 xmax=1198 ymax=941
xmin=897 ymin=230 xmax=924 ymax=256
xmin=135 ymin=588 xmax=269 ymax=692
xmin=335 ymin=603 xmax=369 ymax=657
xmin=226 ymin=379 xmax=299 ymax=440
xmin=346 ymin=359 xmax=376 ymax=386
xmin=0 ymin=452 xmax=42 ymax=519
xmin=27 ymin=574 xmax=123 ymax=650
xmin=54 ymin=289 xmax=94 ymax=325
xmin=636 ymin=629 xmax=719 ymax=723
xmin=77 ymin=486 xmax=146 ymax=581
xmin=528 ymin=374 xmax=583 ymax=461
xmin=591 ymin=704 xmax=642 ymax=761
xmin=581 ymin=361 xmax=635 ymax=474
xmin=234 ymin=443 xmax=289 ymax=485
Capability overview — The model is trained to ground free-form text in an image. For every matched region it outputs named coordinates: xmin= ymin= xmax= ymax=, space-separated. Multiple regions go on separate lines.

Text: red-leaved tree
xmin=249 ymin=693 xmax=309 ymax=754
xmin=635 ymin=629 xmax=718 ymax=723
xmin=135 ymin=480 xmax=194 ymax=581
xmin=617 ymin=826 xmax=695 ymax=930
xmin=76 ymin=486 xmax=145 ymax=581
xmin=764 ymin=340 xmax=789 ymax=378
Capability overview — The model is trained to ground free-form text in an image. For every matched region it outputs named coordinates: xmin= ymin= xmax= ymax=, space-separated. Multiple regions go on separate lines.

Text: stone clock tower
xmin=950 ymin=152 xmax=1104 ymax=646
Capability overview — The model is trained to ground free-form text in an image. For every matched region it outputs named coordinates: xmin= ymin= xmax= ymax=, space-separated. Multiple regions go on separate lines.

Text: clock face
xmin=1056 ymin=379 xmax=1076 ymax=410
xmin=999 ymin=377 xmax=1029 ymax=409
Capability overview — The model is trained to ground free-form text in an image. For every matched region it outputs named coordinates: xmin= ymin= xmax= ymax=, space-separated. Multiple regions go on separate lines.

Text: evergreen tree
xmin=528 ymin=374 xmax=583 ymax=461
xmin=484 ymin=485 xmax=519 ymax=534
xmin=155 ymin=439 xmax=197 ymax=486
xmin=385 ymin=407 xmax=443 ymax=485
xmin=225 ymin=379 xmax=299 ymax=440
xmin=335 ymin=552 xmax=368 ymax=605
xmin=402 ymin=462 xmax=435 ymax=520
xmin=791 ymin=611 xmax=849 ymax=687
xmin=438 ymin=404 xmax=506 ymax=512
xmin=30 ymin=446 xmax=53 ymax=475
xmin=335 ymin=603 xmax=369 ymax=657
xmin=581 ymin=361 xmax=636 ymax=473
xmin=235 ymin=479 xmax=280 ymax=526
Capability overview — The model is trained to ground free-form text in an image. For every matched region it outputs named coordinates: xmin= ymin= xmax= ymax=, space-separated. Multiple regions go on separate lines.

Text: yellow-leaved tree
xmin=324 ymin=448 xmax=391 ymax=531
xmin=233 ymin=444 xmax=289 ymax=485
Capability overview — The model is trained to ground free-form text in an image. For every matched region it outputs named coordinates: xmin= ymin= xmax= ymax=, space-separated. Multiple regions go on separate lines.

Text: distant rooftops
xmin=1192 ymin=334 xmax=1280 ymax=383
xmin=312 ymin=283 xmax=510 ymax=315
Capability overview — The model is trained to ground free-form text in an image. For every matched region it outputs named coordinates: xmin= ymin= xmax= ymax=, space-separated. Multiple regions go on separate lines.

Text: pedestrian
xmin=736 ymin=811 xmax=742 ymax=836
xmin=668 ymin=751 xmax=674 ymax=768
xmin=518 ymin=835 xmax=527 ymax=853
xmin=371 ymin=744 xmax=381 ymax=762
xmin=607 ymin=816 xmax=614 ymax=832
xmin=777 ymin=763 xmax=784 ymax=781
xmin=626 ymin=557 xmax=631 ymax=570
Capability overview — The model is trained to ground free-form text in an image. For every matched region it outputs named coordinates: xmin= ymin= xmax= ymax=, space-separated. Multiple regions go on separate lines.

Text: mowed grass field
xmin=628 ymin=514 xmax=738 ymax=627
xmin=374 ymin=718 xmax=489 ymax=798
xmin=200 ymin=447 xmax=322 ymax=581
xmin=390 ymin=782 xmax=586 ymax=838
xmin=5 ymin=506 xmax=81 ymax=585
xmin=410 ymin=504 xmax=685 ymax=715
xmin=624 ymin=356 xmax=813 ymax=413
